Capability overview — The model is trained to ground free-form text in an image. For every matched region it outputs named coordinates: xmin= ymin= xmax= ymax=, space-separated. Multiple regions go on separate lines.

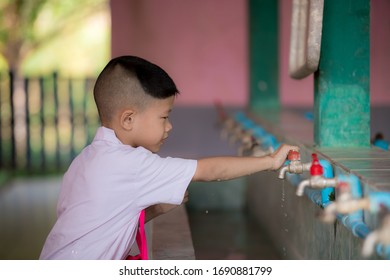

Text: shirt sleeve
xmin=134 ymin=147 xmax=198 ymax=208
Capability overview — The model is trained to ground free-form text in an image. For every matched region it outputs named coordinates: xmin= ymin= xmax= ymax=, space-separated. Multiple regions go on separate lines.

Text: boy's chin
xmin=146 ymin=146 xmax=161 ymax=153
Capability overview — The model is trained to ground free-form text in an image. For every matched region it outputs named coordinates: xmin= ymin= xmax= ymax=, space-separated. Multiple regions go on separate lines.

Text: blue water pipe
xmin=283 ymin=158 xmax=333 ymax=207
xmin=233 ymin=111 xmax=247 ymax=123
xmin=260 ymin=134 xmax=280 ymax=150
xmin=304 ymin=187 xmax=323 ymax=207
xmin=335 ymin=176 xmax=390 ymax=259
xmin=252 ymin=127 xmax=267 ymax=138
xmin=229 ymin=112 xmax=390 ymax=258
xmin=376 ymin=243 xmax=390 ymax=259
xmin=365 ymin=191 xmax=390 ymax=258
xmin=284 ymin=158 xmax=389 ymax=258
xmin=294 ymin=172 xmax=390 ymax=258
xmin=368 ymin=192 xmax=390 ymax=213
xmin=304 ymin=111 xmax=313 ymax=121
xmin=336 ymin=174 xmax=370 ymax=238
xmin=241 ymin=119 xmax=256 ymax=131
xmin=373 ymin=139 xmax=389 ymax=150
xmin=234 ymin=111 xmax=281 ymax=151
xmin=235 ymin=111 xmax=260 ymax=132
xmin=319 ymin=159 xmax=334 ymax=207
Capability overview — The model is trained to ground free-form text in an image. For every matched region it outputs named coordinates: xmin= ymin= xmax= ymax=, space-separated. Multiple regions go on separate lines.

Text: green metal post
xmin=249 ymin=0 xmax=279 ymax=111
xmin=314 ymin=0 xmax=370 ymax=147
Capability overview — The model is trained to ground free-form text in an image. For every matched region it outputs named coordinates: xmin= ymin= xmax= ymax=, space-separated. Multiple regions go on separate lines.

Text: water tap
xmin=320 ymin=182 xmax=369 ymax=223
xmin=238 ymin=134 xmax=258 ymax=156
xmin=220 ymin=117 xmax=237 ymax=141
xmin=228 ymin=115 xmax=256 ymax=145
xmin=228 ymin=125 xmax=246 ymax=145
xmin=296 ymin=153 xmax=337 ymax=196
xmin=362 ymin=214 xmax=390 ymax=258
xmin=238 ymin=134 xmax=274 ymax=157
xmin=278 ymin=150 xmax=311 ymax=180
xmin=214 ymin=100 xmax=235 ymax=141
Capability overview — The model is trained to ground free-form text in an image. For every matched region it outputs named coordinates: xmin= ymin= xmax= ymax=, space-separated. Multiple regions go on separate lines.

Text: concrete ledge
xmin=247 ymin=172 xmax=367 ymax=259
xmin=151 ymin=205 xmax=195 ymax=260
xmin=245 ymin=108 xmax=389 ymax=259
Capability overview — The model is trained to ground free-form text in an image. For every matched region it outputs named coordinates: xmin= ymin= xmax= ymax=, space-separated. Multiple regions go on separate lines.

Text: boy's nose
xmin=166 ymin=119 xmax=173 ymax=132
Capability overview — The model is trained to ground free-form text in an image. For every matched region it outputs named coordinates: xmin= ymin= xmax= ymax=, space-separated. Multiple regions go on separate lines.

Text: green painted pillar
xmin=249 ymin=0 xmax=279 ymax=110
xmin=314 ymin=0 xmax=370 ymax=147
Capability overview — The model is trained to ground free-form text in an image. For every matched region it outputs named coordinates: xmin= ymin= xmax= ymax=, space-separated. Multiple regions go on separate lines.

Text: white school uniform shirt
xmin=40 ymin=126 xmax=197 ymax=260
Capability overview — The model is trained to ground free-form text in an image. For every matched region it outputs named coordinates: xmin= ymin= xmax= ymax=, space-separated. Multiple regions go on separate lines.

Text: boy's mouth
xmin=161 ymin=136 xmax=168 ymax=145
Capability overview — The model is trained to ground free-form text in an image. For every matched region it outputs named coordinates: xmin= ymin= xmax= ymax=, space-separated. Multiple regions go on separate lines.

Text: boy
xmin=40 ymin=56 xmax=298 ymax=259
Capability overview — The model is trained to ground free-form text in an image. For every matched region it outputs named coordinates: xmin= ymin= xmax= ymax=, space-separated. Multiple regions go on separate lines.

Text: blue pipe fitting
xmin=376 ymin=243 xmax=390 ymax=259
xmin=334 ymin=175 xmax=369 ymax=237
xmin=252 ymin=127 xmax=267 ymax=138
xmin=305 ymin=187 xmax=323 ymax=207
xmin=304 ymin=111 xmax=313 ymax=121
xmin=233 ymin=111 xmax=247 ymax=123
xmin=338 ymin=212 xmax=370 ymax=238
xmin=319 ymin=159 xmax=334 ymax=207
xmin=368 ymin=192 xmax=390 ymax=213
xmin=373 ymin=139 xmax=389 ymax=150
xmin=337 ymin=174 xmax=363 ymax=198
xmin=241 ymin=119 xmax=256 ymax=130
xmin=261 ymin=134 xmax=278 ymax=150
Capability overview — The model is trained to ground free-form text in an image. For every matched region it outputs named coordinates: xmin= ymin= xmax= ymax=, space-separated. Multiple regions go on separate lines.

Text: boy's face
xmin=130 ymin=96 xmax=174 ymax=153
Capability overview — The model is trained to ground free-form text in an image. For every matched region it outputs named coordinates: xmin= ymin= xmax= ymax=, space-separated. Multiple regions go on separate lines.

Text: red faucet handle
xmin=337 ymin=182 xmax=350 ymax=191
xmin=310 ymin=153 xmax=323 ymax=176
xmin=287 ymin=150 xmax=300 ymax=161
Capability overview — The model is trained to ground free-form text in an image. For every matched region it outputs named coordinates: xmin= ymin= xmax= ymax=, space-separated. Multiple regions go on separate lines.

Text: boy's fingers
xmin=285 ymin=145 xmax=300 ymax=155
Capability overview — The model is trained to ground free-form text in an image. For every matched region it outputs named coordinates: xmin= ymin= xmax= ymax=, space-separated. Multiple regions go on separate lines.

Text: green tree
xmin=0 ymin=0 xmax=108 ymax=171
xmin=0 ymin=0 xmax=107 ymax=73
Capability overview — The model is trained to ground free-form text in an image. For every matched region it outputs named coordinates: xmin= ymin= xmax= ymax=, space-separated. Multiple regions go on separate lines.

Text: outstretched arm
xmin=192 ymin=144 xmax=298 ymax=182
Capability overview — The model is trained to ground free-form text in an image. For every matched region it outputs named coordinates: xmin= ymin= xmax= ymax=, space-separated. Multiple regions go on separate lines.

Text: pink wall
xmin=111 ymin=0 xmax=248 ymax=106
xmin=371 ymin=0 xmax=390 ymax=106
xmin=278 ymin=0 xmax=313 ymax=107
xmin=279 ymin=0 xmax=390 ymax=107
xmin=111 ymin=0 xmax=390 ymax=107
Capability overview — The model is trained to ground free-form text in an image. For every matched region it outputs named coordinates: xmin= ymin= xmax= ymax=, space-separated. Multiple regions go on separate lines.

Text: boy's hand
xmin=269 ymin=144 xmax=299 ymax=171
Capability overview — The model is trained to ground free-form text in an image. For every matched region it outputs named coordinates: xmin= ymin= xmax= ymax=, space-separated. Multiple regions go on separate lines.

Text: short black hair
xmin=93 ymin=56 xmax=179 ymax=124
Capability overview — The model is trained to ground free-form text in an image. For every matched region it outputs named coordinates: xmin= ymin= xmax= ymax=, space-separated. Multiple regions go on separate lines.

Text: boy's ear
xmin=120 ymin=109 xmax=136 ymax=130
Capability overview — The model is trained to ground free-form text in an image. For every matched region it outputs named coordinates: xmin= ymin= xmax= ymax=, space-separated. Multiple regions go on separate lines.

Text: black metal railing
xmin=0 ymin=71 xmax=100 ymax=173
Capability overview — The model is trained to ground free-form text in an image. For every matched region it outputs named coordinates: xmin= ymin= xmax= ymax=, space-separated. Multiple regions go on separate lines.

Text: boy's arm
xmin=192 ymin=144 xmax=298 ymax=182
